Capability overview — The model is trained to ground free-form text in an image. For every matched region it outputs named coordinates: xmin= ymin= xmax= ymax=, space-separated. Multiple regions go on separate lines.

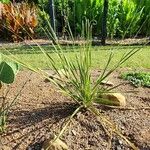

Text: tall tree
xmin=101 ymin=0 xmax=109 ymax=45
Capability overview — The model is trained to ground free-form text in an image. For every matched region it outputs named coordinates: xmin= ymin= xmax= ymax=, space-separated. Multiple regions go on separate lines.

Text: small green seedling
xmin=0 ymin=61 xmax=19 ymax=86
xmin=0 ymin=56 xmax=19 ymax=133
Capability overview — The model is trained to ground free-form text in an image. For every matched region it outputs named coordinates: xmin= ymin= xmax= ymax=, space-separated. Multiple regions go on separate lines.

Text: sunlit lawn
xmin=1 ymin=45 xmax=150 ymax=69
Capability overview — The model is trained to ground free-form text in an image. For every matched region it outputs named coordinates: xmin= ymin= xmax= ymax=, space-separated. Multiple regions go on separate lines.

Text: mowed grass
xmin=1 ymin=45 xmax=150 ymax=69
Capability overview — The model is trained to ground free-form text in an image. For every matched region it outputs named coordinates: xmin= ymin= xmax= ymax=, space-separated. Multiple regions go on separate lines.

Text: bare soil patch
xmin=0 ymin=37 xmax=149 ymax=48
xmin=0 ymin=69 xmax=150 ymax=150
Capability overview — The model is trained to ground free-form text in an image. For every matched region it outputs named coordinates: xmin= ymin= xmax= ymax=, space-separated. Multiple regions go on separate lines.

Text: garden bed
xmin=0 ymin=37 xmax=149 ymax=48
xmin=0 ymin=69 xmax=150 ymax=150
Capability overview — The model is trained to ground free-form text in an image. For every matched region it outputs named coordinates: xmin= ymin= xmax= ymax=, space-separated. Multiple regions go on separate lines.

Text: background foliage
xmin=0 ymin=1 xmax=38 ymax=41
xmin=0 ymin=0 xmax=150 ymax=40
xmin=37 ymin=0 xmax=150 ymax=38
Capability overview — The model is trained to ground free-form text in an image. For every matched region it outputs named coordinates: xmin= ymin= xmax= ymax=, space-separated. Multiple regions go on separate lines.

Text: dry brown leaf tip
xmin=42 ymin=136 xmax=69 ymax=150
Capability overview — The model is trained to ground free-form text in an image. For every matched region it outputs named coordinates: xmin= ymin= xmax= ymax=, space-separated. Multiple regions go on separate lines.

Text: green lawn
xmin=1 ymin=45 xmax=150 ymax=69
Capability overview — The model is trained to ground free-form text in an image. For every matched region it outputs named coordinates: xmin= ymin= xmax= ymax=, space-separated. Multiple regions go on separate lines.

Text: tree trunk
xmin=49 ymin=0 xmax=58 ymax=43
xmin=101 ymin=0 xmax=109 ymax=45
xmin=49 ymin=0 xmax=56 ymax=33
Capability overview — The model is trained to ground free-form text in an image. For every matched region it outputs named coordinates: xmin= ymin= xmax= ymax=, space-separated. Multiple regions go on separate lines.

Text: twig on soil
xmin=96 ymin=115 xmax=111 ymax=138
xmin=99 ymin=105 xmax=150 ymax=110
xmin=88 ymin=106 xmax=139 ymax=150
xmin=108 ymin=129 xmax=113 ymax=150
xmin=53 ymin=105 xmax=83 ymax=142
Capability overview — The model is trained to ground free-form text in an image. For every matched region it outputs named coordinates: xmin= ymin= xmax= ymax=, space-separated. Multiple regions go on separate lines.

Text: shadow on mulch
xmin=3 ymin=102 xmax=78 ymax=149
xmin=9 ymin=102 xmax=78 ymax=129
xmin=138 ymin=146 xmax=150 ymax=150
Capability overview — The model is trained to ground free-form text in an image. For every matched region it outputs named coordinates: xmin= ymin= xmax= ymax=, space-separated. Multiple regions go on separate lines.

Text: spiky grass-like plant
xmin=1 ymin=19 xmax=142 ymax=149
xmin=42 ymin=41 xmax=140 ymax=150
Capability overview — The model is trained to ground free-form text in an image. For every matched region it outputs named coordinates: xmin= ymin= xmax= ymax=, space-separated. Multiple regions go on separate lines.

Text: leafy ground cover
xmin=121 ymin=72 xmax=150 ymax=87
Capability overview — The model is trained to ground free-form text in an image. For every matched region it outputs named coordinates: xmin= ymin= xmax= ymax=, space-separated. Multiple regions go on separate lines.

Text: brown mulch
xmin=0 ymin=37 xmax=149 ymax=48
xmin=0 ymin=69 xmax=150 ymax=150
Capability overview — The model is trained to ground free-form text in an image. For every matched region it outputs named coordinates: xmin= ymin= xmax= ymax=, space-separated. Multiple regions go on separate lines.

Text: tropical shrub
xmin=73 ymin=0 xmax=103 ymax=36
xmin=36 ymin=8 xmax=50 ymax=36
xmin=55 ymin=0 xmax=72 ymax=35
xmin=1 ymin=0 xmax=150 ymax=40
xmin=134 ymin=0 xmax=150 ymax=36
xmin=117 ymin=0 xmax=144 ymax=38
xmin=2 ymin=0 xmax=148 ymax=39
xmin=107 ymin=0 xmax=119 ymax=39
xmin=0 ymin=0 xmax=10 ymax=3
xmin=0 ymin=2 xmax=38 ymax=42
xmin=35 ymin=0 xmax=103 ymax=37
xmin=53 ymin=0 xmax=147 ymax=38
